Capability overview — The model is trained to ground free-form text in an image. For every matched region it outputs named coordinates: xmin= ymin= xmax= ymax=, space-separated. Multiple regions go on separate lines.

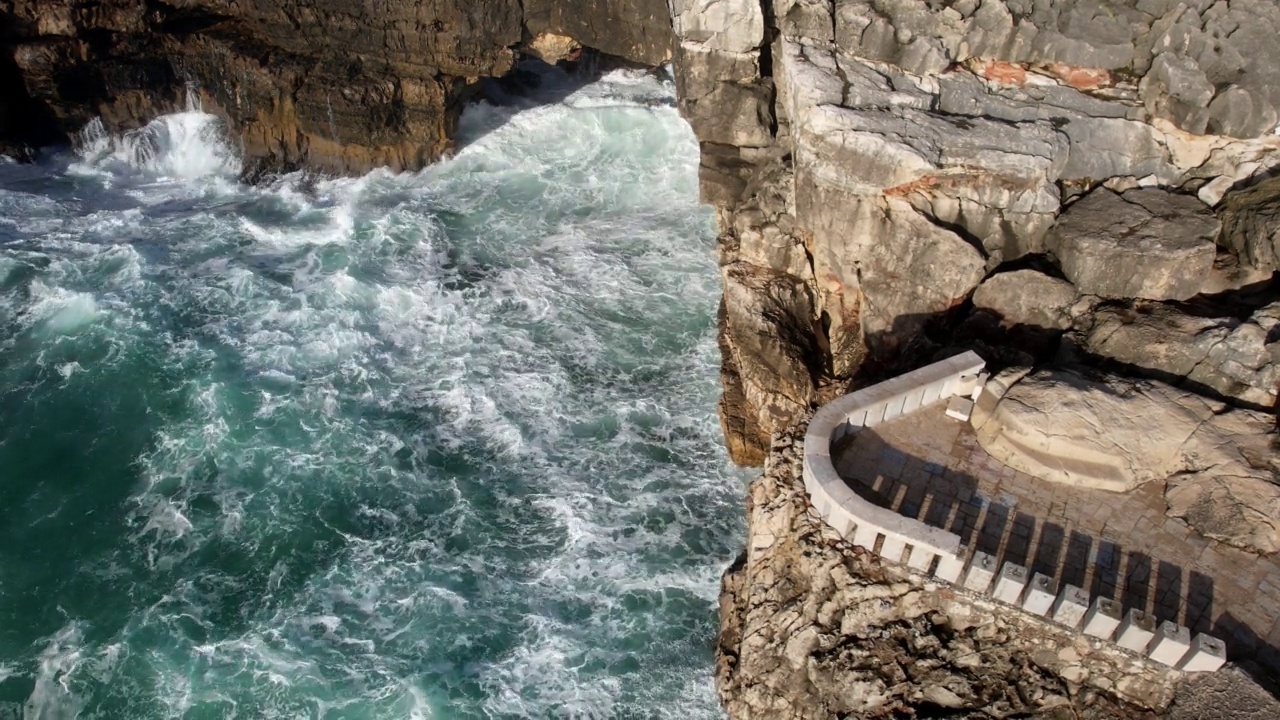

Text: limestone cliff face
xmin=669 ymin=2 xmax=1280 ymax=711
xmin=0 ymin=0 xmax=671 ymax=172
xmin=672 ymin=0 xmax=1280 ymax=465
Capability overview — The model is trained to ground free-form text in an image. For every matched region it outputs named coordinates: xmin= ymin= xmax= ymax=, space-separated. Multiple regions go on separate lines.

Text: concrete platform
xmin=833 ymin=404 xmax=1280 ymax=664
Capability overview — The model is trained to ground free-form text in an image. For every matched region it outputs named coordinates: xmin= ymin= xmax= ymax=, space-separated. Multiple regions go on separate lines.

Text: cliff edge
xmin=670 ymin=0 xmax=1280 ymax=715
xmin=0 ymin=0 xmax=671 ymax=172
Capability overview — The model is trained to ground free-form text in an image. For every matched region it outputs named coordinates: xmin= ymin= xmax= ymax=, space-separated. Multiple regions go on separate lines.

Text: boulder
xmin=1047 ymin=188 xmax=1219 ymax=301
xmin=1083 ymin=302 xmax=1280 ymax=409
xmin=975 ymin=368 xmax=1220 ymax=492
xmin=977 ymin=367 xmax=1280 ymax=552
xmin=971 ymin=269 xmax=1077 ymax=330
xmin=1219 ymin=175 xmax=1280 ymax=272
xmin=1084 ymin=303 xmax=1229 ymax=379
xmin=1191 ymin=302 xmax=1280 ymax=408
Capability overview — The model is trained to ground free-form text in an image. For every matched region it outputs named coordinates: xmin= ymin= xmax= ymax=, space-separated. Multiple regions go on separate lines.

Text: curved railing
xmin=802 ymin=351 xmax=985 ymax=577
xmin=800 ymin=351 xmax=1227 ymax=672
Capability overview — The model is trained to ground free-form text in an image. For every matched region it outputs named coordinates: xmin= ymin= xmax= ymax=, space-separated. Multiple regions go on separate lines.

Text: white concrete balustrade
xmin=801 ymin=352 xmax=1228 ymax=673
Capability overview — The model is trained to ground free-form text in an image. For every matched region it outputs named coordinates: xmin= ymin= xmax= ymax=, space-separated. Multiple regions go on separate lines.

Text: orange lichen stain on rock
xmin=821 ymin=272 xmax=846 ymax=294
xmin=884 ymin=175 xmax=945 ymax=197
xmin=974 ymin=59 xmax=1028 ymax=86
xmin=884 ymin=168 xmax=1037 ymax=199
xmin=1043 ymin=63 xmax=1112 ymax=91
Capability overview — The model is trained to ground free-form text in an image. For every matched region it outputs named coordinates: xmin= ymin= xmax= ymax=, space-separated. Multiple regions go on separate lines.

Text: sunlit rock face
xmin=670 ymin=0 xmax=1280 ymax=464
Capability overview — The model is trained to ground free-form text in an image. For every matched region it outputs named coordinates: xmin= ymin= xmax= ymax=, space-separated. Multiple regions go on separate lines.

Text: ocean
xmin=0 ymin=66 xmax=746 ymax=718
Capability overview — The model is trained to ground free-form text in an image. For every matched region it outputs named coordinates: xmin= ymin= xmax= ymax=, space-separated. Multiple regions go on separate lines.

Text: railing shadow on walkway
xmin=831 ymin=429 xmax=1280 ymax=678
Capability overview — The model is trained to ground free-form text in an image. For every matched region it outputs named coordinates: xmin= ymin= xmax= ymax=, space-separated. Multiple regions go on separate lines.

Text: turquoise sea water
xmin=0 ymin=69 xmax=746 ymax=717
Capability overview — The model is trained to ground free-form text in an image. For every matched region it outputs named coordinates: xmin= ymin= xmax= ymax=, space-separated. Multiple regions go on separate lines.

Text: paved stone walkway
xmin=834 ymin=405 xmax=1280 ymax=666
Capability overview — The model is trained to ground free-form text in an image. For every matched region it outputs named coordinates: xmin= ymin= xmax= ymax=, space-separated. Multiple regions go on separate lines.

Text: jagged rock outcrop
xmin=673 ymin=0 xmax=1280 ymax=463
xmin=1080 ymin=301 xmax=1280 ymax=409
xmin=0 ymin=0 xmax=671 ymax=173
xmin=829 ymin=0 xmax=1280 ymax=140
xmin=973 ymin=270 xmax=1079 ymax=331
xmin=1047 ymin=188 xmax=1220 ymax=301
xmin=719 ymin=264 xmax=821 ymax=466
xmin=1220 ymin=176 xmax=1280 ymax=272
xmin=719 ymin=422 xmax=1280 ymax=719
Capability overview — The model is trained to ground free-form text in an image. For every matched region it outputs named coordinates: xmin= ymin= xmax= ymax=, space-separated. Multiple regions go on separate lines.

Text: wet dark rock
xmin=0 ymin=0 xmax=671 ymax=172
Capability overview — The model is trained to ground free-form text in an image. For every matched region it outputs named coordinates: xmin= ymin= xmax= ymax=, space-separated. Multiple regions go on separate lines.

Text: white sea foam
xmin=22 ymin=280 xmax=100 ymax=334
xmin=0 ymin=66 xmax=744 ymax=718
xmin=25 ymin=623 xmax=87 ymax=720
xmin=74 ymin=104 xmax=240 ymax=182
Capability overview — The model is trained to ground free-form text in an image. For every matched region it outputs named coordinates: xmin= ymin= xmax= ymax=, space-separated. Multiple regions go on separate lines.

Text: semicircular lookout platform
xmin=802 ymin=351 xmax=1234 ymax=674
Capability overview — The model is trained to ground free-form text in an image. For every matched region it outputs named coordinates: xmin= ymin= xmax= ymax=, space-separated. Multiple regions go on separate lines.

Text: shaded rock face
xmin=0 ymin=0 xmax=671 ymax=173
xmin=1220 ymin=176 xmax=1280 ymax=272
xmin=973 ymin=269 xmax=1078 ymax=331
xmin=719 ymin=263 xmax=821 ymax=466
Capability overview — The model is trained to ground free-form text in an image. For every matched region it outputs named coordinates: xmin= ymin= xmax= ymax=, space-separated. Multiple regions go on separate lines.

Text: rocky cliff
xmin=6 ymin=0 xmax=1280 ymax=716
xmin=669 ymin=0 xmax=1280 ymax=715
xmin=0 ymin=0 xmax=670 ymax=172
xmin=672 ymin=0 xmax=1280 ymax=465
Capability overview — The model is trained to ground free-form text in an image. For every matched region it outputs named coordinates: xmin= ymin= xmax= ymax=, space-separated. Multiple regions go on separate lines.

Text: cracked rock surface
xmin=673 ymin=0 xmax=1280 ymax=464
xmin=717 ymin=423 xmax=1280 ymax=719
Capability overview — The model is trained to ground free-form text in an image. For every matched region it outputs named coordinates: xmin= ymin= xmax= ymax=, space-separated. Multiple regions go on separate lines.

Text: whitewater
xmin=0 ymin=68 xmax=746 ymax=717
